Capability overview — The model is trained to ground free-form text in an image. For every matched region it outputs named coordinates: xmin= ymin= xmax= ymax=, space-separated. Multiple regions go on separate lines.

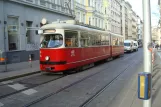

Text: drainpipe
xmin=2 ymin=0 xmax=7 ymax=72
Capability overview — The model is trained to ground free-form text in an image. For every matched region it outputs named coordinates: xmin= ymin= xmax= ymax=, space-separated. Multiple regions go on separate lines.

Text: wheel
xmin=63 ymin=71 xmax=69 ymax=75
xmin=130 ymin=50 xmax=133 ymax=53
xmin=75 ymin=67 xmax=82 ymax=73
xmin=120 ymin=54 xmax=124 ymax=57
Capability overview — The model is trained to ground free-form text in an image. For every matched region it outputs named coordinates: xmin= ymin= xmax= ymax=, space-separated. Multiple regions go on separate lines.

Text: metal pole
xmin=2 ymin=0 xmax=7 ymax=72
xmin=143 ymin=0 xmax=152 ymax=107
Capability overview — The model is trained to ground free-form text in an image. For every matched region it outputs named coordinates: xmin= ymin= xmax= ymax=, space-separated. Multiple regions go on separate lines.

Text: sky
xmin=126 ymin=0 xmax=160 ymax=26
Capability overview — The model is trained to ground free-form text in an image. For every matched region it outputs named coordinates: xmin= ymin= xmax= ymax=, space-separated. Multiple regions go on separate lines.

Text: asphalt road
xmin=0 ymin=48 xmax=144 ymax=107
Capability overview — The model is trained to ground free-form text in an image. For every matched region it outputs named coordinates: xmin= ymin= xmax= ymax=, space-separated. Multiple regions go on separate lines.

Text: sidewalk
xmin=108 ymin=50 xmax=161 ymax=107
xmin=0 ymin=60 xmax=40 ymax=82
xmin=127 ymin=50 xmax=161 ymax=107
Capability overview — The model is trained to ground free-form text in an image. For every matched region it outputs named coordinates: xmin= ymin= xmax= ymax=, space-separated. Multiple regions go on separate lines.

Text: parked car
xmin=133 ymin=41 xmax=138 ymax=51
xmin=124 ymin=40 xmax=135 ymax=53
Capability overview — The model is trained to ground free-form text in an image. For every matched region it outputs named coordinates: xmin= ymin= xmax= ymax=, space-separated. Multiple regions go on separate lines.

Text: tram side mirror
xmin=38 ymin=30 xmax=43 ymax=35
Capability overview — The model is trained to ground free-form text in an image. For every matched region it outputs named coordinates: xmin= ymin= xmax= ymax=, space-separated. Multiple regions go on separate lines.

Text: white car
xmin=133 ymin=41 xmax=138 ymax=51
xmin=124 ymin=40 xmax=135 ymax=52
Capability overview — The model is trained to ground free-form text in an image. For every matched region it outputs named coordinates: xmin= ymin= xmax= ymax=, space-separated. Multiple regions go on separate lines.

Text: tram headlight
xmin=45 ymin=56 xmax=50 ymax=61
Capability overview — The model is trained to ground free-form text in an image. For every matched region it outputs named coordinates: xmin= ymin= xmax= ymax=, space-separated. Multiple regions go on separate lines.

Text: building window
xmin=26 ymin=0 xmax=34 ymax=3
xmin=93 ymin=18 xmax=94 ymax=26
xmin=26 ymin=21 xmax=33 ymax=43
xmin=60 ymin=0 xmax=65 ymax=6
xmin=98 ymin=19 xmax=100 ymax=27
xmin=105 ymin=23 xmax=107 ymax=30
xmin=83 ymin=14 xmax=85 ymax=24
xmin=7 ymin=16 xmax=19 ymax=51
xmin=89 ymin=17 xmax=91 ymax=25
xmin=82 ymin=0 xmax=84 ymax=5
xmin=51 ymin=0 xmax=56 ymax=9
xmin=88 ymin=0 xmax=90 ymax=6
xmin=95 ymin=18 xmax=97 ymax=27
xmin=40 ymin=0 xmax=46 ymax=6
xmin=105 ymin=7 xmax=107 ymax=14
xmin=77 ymin=12 xmax=80 ymax=21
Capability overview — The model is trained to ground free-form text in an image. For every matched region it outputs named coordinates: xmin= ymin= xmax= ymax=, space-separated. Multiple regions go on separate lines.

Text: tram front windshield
xmin=40 ymin=34 xmax=63 ymax=48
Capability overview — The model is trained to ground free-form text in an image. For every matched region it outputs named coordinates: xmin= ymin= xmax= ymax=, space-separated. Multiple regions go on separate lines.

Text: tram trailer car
xmin=39 ymin=21 xmax=124 ymax=73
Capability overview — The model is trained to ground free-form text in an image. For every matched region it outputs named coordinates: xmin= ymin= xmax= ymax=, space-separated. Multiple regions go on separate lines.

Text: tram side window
xmin=101 ymin=35 xmax=106 ymax=45
xmin=112 ymin=37 xmax=119 ymax=46
xmin=90 ymin=34 xmax=96 ymax=46
xmin=112 ymin=38 xmax=116 ymax=46
xmin=96 ymin=34 xmax=101 ymax=45
xmin=88 ymin=34 xmax=93 ymax=46
xmin=119 ymin=38 xmax=124 ymax=46
xmin=115 ymin=38 xmax=119 ymax=45
xmin=65 ymin=30 xmax=78 ymax=47
xmin=106 ymin=35 xmax=110 ymax=45
xmin=80 ymin=32 xmax=89 ymax=47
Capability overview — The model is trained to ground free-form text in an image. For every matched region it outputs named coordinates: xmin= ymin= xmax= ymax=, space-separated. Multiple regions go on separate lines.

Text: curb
xmin=0 ymin=71 xmax=41 ymax=82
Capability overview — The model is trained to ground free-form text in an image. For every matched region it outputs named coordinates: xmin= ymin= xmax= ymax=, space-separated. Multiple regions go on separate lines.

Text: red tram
xmin=38 ymin=20 xmax=124 ymax=74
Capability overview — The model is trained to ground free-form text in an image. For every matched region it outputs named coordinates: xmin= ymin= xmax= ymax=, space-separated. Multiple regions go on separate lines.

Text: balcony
xmin=132 ymin=21 xmax=137 ymax=27
xmin=132 ymin=28 xmax=137 ymax=32
xmin=10 ymin=0 xmax=75 ymax=17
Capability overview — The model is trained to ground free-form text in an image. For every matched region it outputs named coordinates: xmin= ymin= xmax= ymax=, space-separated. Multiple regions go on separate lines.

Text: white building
xmin=137 ymin=16 xmax=143 ymax=40
xmin=0 ymin=0 xmax=74 ymax=64
xmin=152 ymin=27 xmax=161 ymax=45
xmin=75 ymin=0 xmax=106 ymax=29
xmin=121 ymin=0 xmax=132 ymax=40
xmin=131 ymin=10 xmax=137 ymax=40
xmin=109 ymin=0 xmax=122 ymax=34
xmin=74 ymin=0 xmax=86 ymax=24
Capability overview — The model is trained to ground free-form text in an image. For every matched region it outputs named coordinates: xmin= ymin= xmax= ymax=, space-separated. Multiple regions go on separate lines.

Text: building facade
xmin=0 ymin=0 xmax=74 ymax=64
xmin=74 ymin=0 xmax=86 ymax=24
xmin=121 ymin=0 xmax=132 ymax=40
xmin=109 ymin=0 xmax=122 ymax=34
xmin=131 ymin=10 xmax=137 ymax=40
xmin=121 ymin=0 xmax=139 ymax=40
xmin=152 ymin=27 xmax=161 ymax=45
xmin=75 ymin=0 xmax=107 ymax=29
xmin=158 ymin=0 xmax=161 ymax=27
xmin=137 ymin=15 xmax=143 ymax=40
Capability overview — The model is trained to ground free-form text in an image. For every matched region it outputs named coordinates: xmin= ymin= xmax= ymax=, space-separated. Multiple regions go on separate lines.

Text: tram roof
xmin=40 ymin=23 xmax=123 ymax=37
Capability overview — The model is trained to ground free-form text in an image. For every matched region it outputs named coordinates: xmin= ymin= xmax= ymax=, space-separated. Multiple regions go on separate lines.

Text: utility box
xmin=138 ymin=72 xmax=151 ymax=100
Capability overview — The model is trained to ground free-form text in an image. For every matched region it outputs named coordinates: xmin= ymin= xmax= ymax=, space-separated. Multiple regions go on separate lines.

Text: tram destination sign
xmin=44 ymin=29 xmax=56 ymax=33
xmin=38 ymin=29 xmax=56 ymax=34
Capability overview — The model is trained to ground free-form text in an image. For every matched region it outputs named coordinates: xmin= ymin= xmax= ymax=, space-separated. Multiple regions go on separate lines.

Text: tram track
xmin=0 ymin=53 xmax=132 ymax=102
xmin=79 ymin=60 xmax=138 ymax=107
xmin=0 ymin=73 xmax=65 ymax=100
xmin=22 ymin=56 xmax=137 ymax=107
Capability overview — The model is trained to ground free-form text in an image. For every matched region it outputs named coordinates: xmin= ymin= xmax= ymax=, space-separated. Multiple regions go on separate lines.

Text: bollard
xmin=29 ymin=54 xmax=32 ymax=68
